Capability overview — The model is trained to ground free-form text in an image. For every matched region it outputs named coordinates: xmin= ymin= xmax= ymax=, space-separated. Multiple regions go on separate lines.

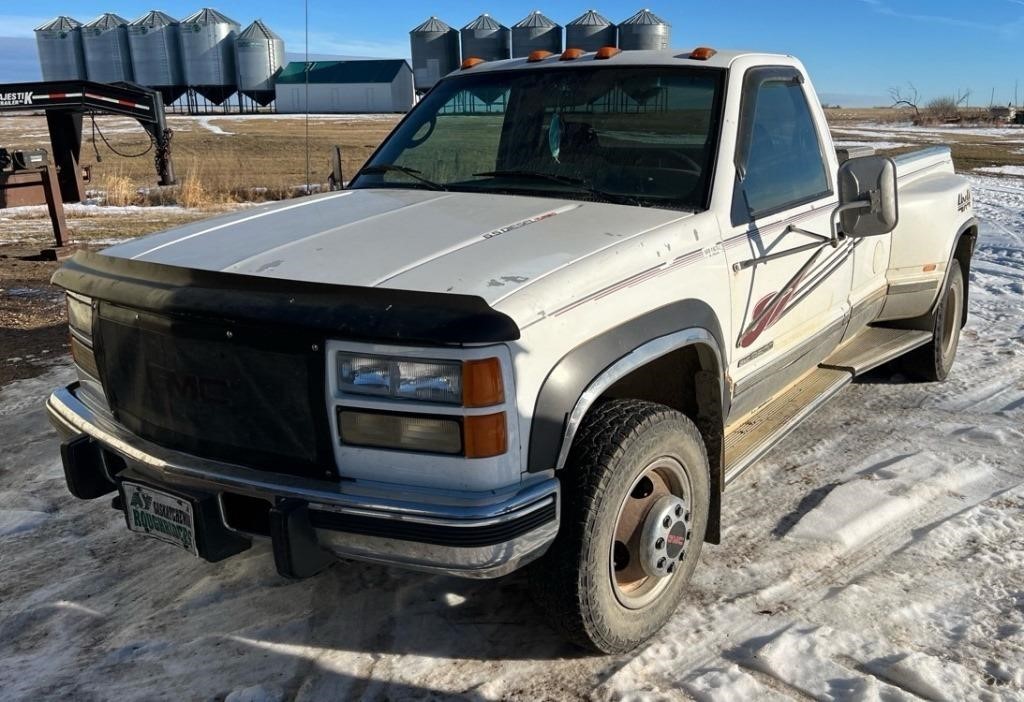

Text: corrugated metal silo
xmin=618 ymin=9 xmax=670 ymax=51
xmin=410 ymin=17 xmax=460 ymax=92
xmin=35 ymin=16 xmax=87 ymax=81
xmin=128 ymin=11 xmax=186 ymax=105
xmin=511 ymin=11 xmax=562 ymax=57
xmin=236 ymin=20 xmax=284 ymax=106
xmin=178 ymin=7 xmax=240 ymax=105
xmin=460 ymin=14 xmax=511 ymax=62
xmin=82 ymin=13 xmax=134 ymax=84
xmin=565 ymin=10 xmax=616 ymax=51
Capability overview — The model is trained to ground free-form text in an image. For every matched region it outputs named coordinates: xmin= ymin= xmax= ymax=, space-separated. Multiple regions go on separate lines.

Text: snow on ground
xmin=195 ymin=117 xmax=236 ymax=136
xmin=833 ymin=140 xmax=913 ymax=150
xmin=976 ymin=166 xmax=1024 ymax=178
xmin=1 ymin=179 xmax=1023 ymax=700
xmin=0 ymin=203 xmax=190 ymax=220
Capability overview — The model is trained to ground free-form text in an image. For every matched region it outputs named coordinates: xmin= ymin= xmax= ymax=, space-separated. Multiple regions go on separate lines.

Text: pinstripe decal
xmin=544 ymin=207 xmax=836 ymax=321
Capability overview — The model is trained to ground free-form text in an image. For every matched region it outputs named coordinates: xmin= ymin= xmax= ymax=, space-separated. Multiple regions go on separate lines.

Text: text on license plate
xmin=122 ymin=482 xmax=198 ymax=556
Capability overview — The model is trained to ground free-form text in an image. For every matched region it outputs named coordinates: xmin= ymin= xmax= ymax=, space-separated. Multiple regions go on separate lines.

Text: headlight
xmin=66 ymin=293 xmax=94 ymax=340
xmin=337 ymin=353 xmax=503 ymax=407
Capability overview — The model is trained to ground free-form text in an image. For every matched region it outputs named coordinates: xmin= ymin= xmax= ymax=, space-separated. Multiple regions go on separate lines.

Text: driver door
xmin=724 ymin=67 xmax=854 ymax=421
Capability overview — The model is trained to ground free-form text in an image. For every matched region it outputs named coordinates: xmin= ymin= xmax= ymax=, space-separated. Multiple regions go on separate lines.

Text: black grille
xmin=94 ymin=303 xmax=336 ymax=481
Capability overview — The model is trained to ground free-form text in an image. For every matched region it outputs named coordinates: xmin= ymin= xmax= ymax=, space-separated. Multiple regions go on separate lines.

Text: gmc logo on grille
xmin=146 ymin=364 xmax=234 ymax=406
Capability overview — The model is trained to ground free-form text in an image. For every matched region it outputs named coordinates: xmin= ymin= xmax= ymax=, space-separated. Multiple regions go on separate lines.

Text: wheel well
xmin=955 ymin=225 xmax=976 ymax=327
xmin=594 ymin=343 xmax=725 ymax=544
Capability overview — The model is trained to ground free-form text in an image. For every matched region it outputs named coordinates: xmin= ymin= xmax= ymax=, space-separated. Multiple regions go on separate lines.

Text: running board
xmin=819 ymin=326 xmax=932 ymax=375
xmin=724 ymin=367 xmax=851 ymax=485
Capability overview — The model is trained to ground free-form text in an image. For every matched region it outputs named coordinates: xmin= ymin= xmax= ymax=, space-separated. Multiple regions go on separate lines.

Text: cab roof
xmin=459 ymin=48 xmax=791 ymax=74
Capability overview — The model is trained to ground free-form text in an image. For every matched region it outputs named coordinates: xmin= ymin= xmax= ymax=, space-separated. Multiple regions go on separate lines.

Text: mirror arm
xmin=731 ymin=238 xmax=830 ymax=272
xmin=830 ymin=199 xmax=871 ymax=244
xmin=784 ymin=225 xmax=831 ymax=244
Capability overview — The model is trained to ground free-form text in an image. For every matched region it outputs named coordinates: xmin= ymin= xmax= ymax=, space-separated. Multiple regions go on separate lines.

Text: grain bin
xmin=565 ymin=10 xmax=616 ymax=52
xmin=179 ymin=7 xmax=240 ymax=105
xmin=35 ymin=16 xmax=87 ymax=81
xmin=460 ymin=14 xmax=511 ymax=63
xmin=128 ymin=11 xmax=186 ymax=105
xmin=511 ymin=11 xmax=562 ymax=57
xmin=236 ymin=20 xmax=284 ymax=106
xmin=81 ymin=13 xmax=134 ymax=84
xmin=618 ymin=9 xmax=670 ymax=51
xmin=410 ymin=16 xmax=460 ymax=92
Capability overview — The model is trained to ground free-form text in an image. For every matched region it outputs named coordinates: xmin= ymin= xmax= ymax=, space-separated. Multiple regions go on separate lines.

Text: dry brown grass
xmin=100 ymin=168 xmax=140 ymax=207
xmin=0 ymin=113 xmax=400 ymax=210
xmin=178 ymin=169 xmax=215 ymax=209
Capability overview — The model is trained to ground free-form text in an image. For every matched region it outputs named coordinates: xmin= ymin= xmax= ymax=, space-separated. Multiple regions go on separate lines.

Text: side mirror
xmin=834 ymin=155 xmax=898 ymax=238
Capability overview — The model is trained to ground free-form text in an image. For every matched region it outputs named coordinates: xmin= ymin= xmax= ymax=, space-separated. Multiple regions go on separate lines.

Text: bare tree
xmin=889 ymin=83 xmax=921 ymax=117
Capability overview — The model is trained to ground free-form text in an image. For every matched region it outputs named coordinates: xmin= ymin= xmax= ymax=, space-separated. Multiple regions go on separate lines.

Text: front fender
xmin=526 ymin=299 xmax=726 ymax=474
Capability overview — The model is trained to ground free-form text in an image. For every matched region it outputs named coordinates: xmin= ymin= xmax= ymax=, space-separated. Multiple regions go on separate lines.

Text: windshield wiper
xmin=360 ymin=164 xmax=447 ymax=191
xmin=472 ymin=170 xmax=640 ymax=206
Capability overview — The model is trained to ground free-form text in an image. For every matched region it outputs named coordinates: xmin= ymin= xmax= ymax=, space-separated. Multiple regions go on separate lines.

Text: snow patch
xmin=197 ymin=117 xmax=235 ymax=136
xmin=975 ymin=165 xmax=1024 ymax=177
xmin=0 ymin=509 xmax=49 ymax=536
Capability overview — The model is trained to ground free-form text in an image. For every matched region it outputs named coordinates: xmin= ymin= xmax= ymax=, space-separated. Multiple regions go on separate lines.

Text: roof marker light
xmin=461 ymin=57 xmax=485 ymax=69
xmin=527 ymin=50 xmax=553 ymax=62
xmin=560 ymin=48 xmax=585 ymax=61
xmin=595 ymin=46 xmax=621 ymax=60
xmin=689 ymin=47 xmax=717 ymax=61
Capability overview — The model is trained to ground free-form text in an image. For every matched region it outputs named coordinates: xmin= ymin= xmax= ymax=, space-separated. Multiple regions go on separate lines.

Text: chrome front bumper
xmin=47 ymin=384 xmax=559 ymax=579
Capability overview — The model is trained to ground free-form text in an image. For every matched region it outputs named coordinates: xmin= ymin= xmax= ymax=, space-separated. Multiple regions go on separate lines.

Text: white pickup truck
xmin=47 ymin=47 xmax=977 ymax=653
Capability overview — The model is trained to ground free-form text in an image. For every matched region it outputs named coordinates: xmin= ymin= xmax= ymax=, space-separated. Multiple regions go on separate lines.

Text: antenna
xmin=304 ymin=0 xmax=310 ymax=194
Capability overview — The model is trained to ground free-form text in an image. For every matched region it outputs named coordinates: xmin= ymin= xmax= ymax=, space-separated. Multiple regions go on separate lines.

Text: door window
xmin=735 ymin=69 xmax=830 ymax=219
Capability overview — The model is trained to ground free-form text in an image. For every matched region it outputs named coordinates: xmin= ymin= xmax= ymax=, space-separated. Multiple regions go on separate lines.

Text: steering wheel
xmin=663 ymin=150 xmax=703 ymax=175
xmin=407 ymin=116 xmax=436 ymax=147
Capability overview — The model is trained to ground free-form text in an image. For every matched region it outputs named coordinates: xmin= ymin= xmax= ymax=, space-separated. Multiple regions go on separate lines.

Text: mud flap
xmin=269 ymin=499 xmax=335 ymax=579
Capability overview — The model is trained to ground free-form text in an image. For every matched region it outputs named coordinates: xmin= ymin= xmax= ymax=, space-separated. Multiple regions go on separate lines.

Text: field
xmin=1 ymin=110 xmax=1023 ymax=700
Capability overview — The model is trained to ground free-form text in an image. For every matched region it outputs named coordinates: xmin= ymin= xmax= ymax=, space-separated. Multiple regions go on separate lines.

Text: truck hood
xmin=103 ymin=188 xmax=692 ymax=305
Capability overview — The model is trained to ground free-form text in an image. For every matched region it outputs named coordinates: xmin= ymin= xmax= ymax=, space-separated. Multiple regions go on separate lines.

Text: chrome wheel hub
xmin=640 ymin=495 xmax=690 ymax=578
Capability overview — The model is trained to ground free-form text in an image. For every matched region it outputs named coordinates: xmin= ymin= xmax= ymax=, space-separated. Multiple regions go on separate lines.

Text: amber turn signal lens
xmin=461 ymin=57 xmax=485 ymax=69
xmin=560 ymin=48 xmax=585 ymax=61
xmin=527 ymin=50 xmax=553 ymax=62
xmin=595 ymin=46 xmax=621 ymax=60
xmin=463 ymin=357 xmax=504 ymax=407
xmin=689 ymin=47 xmax=717 ymax=61
xmin=463 ymin=413 xmax=507 ymax=458
xmin=70 ymin=336 xmax=101 ymax=379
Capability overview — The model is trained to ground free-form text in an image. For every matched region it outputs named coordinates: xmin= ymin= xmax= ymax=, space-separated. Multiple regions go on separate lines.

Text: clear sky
xmin=2 ymin=0 xmax=1024 ymax=107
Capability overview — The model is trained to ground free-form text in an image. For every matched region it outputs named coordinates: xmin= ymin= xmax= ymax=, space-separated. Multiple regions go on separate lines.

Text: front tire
xmin=905 ymin=261 xmax=964 ymax=382
xmin=531 ymin=400 xmax=710 ymax=654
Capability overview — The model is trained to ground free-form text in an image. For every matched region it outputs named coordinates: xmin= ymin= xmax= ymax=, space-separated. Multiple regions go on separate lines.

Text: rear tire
xmin=904 ymin=262 xmax=964 ymax=382
xmin=530 ymin=400 xmax=710 ymax=654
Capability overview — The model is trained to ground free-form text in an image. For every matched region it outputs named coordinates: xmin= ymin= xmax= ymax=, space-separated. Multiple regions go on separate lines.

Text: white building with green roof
xmin=274 ymin=59 xmax=415 ymax=113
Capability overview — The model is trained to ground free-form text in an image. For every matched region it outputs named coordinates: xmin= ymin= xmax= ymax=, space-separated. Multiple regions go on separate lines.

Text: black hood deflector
xmin=52 ymin=250 xmax=520 ymax=346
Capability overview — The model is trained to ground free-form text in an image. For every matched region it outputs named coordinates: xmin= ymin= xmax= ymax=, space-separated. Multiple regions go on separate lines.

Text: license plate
xmin=121 ymin=481 xmax=198 ymax=556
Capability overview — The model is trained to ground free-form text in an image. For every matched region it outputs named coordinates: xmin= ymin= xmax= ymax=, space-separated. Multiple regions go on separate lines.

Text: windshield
xmin=351 ymin=65 xmax=725 ymax=211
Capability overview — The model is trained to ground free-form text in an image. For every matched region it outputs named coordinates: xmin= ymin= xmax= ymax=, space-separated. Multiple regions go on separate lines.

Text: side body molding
xmin=527 ymin=299 xmax=727 ymax=474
